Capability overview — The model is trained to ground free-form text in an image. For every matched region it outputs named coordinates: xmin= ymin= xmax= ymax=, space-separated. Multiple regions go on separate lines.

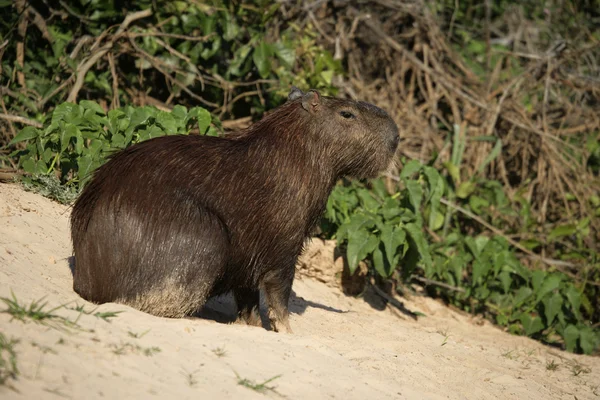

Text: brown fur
xmin=70 ymin=88 xmax=399 ymax=333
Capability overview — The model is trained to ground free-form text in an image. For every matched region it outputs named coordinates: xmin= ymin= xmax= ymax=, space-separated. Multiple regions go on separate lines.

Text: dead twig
xmin=67 ymin=9 xmax=153 ymax=103
xmin=410 ymin=275 xmax=466 ymax=293
xmin=107 ymin=52 xmax=120 ymax=109
xmin=15 ymin=0 xmax=28 ymax=88
xmin=0 ymin=113 xmax=43 ymax=128
xmin=369 ymin=279 xmax=419 ymax=320
xmin=37 ymin=76 xmax=74 ymax=109
xmin=127 ymin=31 xmax=214 ymax=42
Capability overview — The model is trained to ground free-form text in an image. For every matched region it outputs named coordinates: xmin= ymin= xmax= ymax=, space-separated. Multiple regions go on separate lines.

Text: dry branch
xmin=67 ymin=9 xmax=153 ymax=103
xmin=0 ymin=113 xmax=42 ymax=128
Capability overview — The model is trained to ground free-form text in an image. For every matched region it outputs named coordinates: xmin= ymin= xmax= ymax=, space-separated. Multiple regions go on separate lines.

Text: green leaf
xmin=562 ymin=325 xmax=579 ymax=353
xmin=535 ymin=274 xmax=562 ymax=303
xmin=253 ymin=41 xmax=272 ymax=79
xmin=399 ymin=160 xmax=422 ymax=179
xmin=469 ymin=195 xmax=490 ymax=214
xmin=548 ymin=224 xmax=577 ymax=241
xmin=9 ymin=126 xmax=39 ymax=145
xmin=188 ymin=107 xmax=212 ymax=134
xmin=52 ymin=102 xmax=78 ymax=124
xmin=456 ymin=180 xmax=476 ymax=199
xmin=531 ymin=270 xmax=545 ymax=293
xmin=61 ymin=124 xmax=80 ymax=153
xmin=404 ymin=223 xmax=432 ymax=268
xmin=320 ymin=70 xmax=334 ymax=85
xmin=128 ymin=108 xmax=151 ymax=128
xmin=513 ymin=286 xmax=533 ymax=307
xmin=88 ymin=139 xmax=103 ymax=158
xmin=519 ymin=314 xmax=544 ymax=336
xmin=423 ymin=166 xmax=444 ymax=230
xmin=542 ymin=292 xmax=562 ymax=325
xmin=228 ymin=44 xmax=253 ymax=76
xmin=156 ymin=111 xmax=177 ymax=133
xmin=372 ymin=246 xmax=387 ymax=278
xmin=405 ymin=180 xmax=423 ymax=212
xmin=371 ymin=179 xmax=388 ymax=200
xmin=519 ymin=239 xmax=542 ymax=250
xmin=472 ymin=259 xmax=492 ymax=283
xmin=497 ymin=271 xmax=512 ymax=293
xmin=476 ymin=139 xmax=502 ymax=174
xmin=564 ymin=285 xmax=581 ymax=318
xmin=381 ymin=225 xmax=406 ymax=266
xmin=357 ymin=190 xmax=379 ymax=211
xmin=111 ymin=134 xmax=126 ymax=149
xmin=428 ymin=210 xmax=445 ymax=231
xmin=338 ymin=213 xmax=376 ymax=241
xmin=223 ymin=16 xmax=240 ymax=41
xmin=42 ymin=147 xmax=54 ymax=164
xmin=444 ymin=162 xmax=461 ymax=185
xmin=125 ymin=108 xmax=152 ymax=142
xmin=578 ymin=327 xmax=598 ymax=355
xmin=346 ymin=230 xmax=379 ymax=275
xmin=77 ymin=155 xmax=94 ymax=186
xmin=171 ymin=105 xmax=187 ymax=122
xmin=22 ymin=158 xmax=36 ymax=174
xmin=75 ymin=129 xmax=84 ymax=154
xmin=80 ymin=100 xmax=105 ymax=115
xmin=273 ymin=41 xmax=296 ymax=69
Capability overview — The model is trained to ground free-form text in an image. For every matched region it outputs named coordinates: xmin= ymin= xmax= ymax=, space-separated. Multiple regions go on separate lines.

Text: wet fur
xmin=70 ymin=90 xmax=399 ymax=332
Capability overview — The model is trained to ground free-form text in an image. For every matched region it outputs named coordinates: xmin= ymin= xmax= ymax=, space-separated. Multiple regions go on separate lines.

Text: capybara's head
xmin=286 ymin=87 xmax=399 ymax=179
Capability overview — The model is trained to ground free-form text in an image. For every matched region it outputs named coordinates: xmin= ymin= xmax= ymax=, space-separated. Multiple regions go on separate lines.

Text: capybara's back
xmin=71 ymin=87 xmax=399 ymax=332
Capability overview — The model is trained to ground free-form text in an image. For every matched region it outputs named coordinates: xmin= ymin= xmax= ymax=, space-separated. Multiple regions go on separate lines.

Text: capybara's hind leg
xmin=234 ymin=288 xmax=261 ymax=327
xmin=262 ymin=268 xmax=294 ymax=333
xmin=73 ymin=200 xmax=231 ymax=318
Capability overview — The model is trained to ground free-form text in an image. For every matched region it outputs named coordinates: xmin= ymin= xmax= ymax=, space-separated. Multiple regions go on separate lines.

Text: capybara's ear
xmin=288 ymin=86 xmax=304 ymax=101
xmin=301 ymin=90 xmax=321 ymax=113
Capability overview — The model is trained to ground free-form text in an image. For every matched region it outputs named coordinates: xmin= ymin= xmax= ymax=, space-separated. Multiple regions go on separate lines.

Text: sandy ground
xmin=0 ymin=182 xmax=599 ymax=399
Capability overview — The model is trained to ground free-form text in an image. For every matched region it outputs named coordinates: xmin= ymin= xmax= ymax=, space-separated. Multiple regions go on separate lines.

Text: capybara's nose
xmin=390 ymin=133 xmax=400 ymax=151
xmin=387 ymin=122 xmax=400 ymax=152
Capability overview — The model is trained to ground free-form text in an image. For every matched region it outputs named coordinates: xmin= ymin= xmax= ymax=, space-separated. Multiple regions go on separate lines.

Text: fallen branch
xmin=410 ymin=275 xmax=466 ymax=293
xmin=368 ymin=279 xmax=419 ymax=320
xmin=0 ymin=113 xmax=43 ymax=128
xmin=0 ymin=172 xmax=20 ymax=181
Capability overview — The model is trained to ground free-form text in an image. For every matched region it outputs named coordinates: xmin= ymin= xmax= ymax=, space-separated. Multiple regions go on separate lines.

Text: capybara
xmin=70 ymin=87 xmax=399 ymax=333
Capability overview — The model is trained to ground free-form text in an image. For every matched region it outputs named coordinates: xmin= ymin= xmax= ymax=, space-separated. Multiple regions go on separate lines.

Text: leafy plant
xmin=324 ymin=158 xmax=600 ymax=354
xmin=0 ymin=292 xmax=78 ymax=331
xmin=0 ymin=0 xmax=341 ymax=153
xmin=9 ymin=101 xmax=214 ymax=193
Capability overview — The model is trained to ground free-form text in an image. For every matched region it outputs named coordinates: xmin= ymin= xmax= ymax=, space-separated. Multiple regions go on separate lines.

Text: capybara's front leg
xmin=262 ymin=267 xmax=294 ymax=334
xmin=234 ymin=287 xmax=262 ymax=327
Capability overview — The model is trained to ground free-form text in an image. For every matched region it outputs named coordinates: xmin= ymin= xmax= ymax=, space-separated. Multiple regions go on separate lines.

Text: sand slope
xmin=0 ymin=183 xmax=598 ymax=399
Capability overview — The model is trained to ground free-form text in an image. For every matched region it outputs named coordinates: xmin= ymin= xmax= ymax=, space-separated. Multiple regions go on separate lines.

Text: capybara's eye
xmin=339 ymin=111 xmax=355 ymax=119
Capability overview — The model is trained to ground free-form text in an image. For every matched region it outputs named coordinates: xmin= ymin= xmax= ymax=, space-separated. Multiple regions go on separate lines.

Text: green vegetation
xmin=0 ymin=333 xmax=19 ymax=386
xmin=235 ymin=372 xmax=282 ymax=395
xmin=1 ymin=1 xmax=598 ymax=354
xmin=69 ymin=304 xmax=122 ymax=322
xmin=180 ymin=368 xmax=201 ymax=387
xmin=212 ymin=346 xmax=227 ymax=358
xmin=9 ymin=101 xmax=214 ymax=190
xmin=127 ymin=330 xmax=151 ymax=339
xmin=110 ymin=342 xmax=161 ymax=356
xmin=0 ymin=292 xmax=77 ymax=331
